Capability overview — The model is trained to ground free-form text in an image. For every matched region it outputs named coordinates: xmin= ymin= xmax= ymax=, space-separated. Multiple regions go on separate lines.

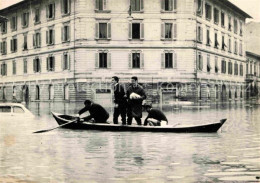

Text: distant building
xmin=0 ymin=0 xmax=251 ymax=104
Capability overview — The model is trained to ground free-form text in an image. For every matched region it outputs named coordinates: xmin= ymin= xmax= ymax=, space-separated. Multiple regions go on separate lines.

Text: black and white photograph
xmin=0 ymin=0 xmax=260 ymax=182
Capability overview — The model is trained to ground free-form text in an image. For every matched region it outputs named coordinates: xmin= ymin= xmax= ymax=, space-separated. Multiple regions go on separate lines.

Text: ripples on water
xmin=0 ymin=102 xmax=259 ymax=182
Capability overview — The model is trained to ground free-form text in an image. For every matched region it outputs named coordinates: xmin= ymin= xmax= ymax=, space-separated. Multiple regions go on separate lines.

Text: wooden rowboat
xmin=52 ymin=112 xmax=227 ymax=133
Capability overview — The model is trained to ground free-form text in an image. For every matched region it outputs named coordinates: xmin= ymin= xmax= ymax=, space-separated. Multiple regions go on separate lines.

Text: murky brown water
xmin=0 ymin=101 xmax=260 ymax=182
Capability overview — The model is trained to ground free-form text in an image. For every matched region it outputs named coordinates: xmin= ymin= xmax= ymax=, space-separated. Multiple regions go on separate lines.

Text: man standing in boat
xmin=143 ymin=104 xmax=168 ymax=126
xmin=111 ymin=76 xmax=127 ymax=125
xmin=78 ymin=100 xmax=109 ymax=123
xmin=126 ymin=76 xmax=146 ymax=125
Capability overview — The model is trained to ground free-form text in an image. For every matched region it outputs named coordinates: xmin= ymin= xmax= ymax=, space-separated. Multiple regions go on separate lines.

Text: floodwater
xmin=0 ymin=101 xmax=260 ymax=183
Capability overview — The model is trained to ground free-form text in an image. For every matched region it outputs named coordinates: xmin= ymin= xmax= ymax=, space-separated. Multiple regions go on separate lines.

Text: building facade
xmin=0 ymin=0 xmax=251 ymax=105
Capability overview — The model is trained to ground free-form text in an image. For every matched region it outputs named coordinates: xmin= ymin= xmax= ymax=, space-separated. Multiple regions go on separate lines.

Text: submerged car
xmin=0 ymin=103 xmax=34 ymax=119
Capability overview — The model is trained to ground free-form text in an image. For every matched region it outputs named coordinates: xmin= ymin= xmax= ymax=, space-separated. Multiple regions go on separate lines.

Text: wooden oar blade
xmin=33 ymin=129 xmax=52 ymax=133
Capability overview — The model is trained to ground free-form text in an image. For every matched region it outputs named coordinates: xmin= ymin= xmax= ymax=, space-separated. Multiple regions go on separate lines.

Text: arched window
xmin=36 ymin=85 xmax=40 ymax=100
xmin=229 ymin=89 xmax=232 ymax=99
xmin=215 ymin=85 xmax=219 ymax=99
xmin=235 ymin=87 xmax=238 ymax=98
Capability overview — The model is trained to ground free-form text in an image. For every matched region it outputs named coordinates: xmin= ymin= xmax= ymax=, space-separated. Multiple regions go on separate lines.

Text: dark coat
xmin=114 ymin=83 xmax=127 ymax=105
xmin=144 ymin=108 xmax=168 ymax=124
xmin=78 ymin=103 xmax=109 ymax=123
xmin=126 ymin=84 xmax=146 ymax=118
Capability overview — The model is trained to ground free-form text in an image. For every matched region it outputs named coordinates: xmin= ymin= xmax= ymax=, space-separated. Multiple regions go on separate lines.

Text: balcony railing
xmin=245 ymin=74 xmax=255 ymax=82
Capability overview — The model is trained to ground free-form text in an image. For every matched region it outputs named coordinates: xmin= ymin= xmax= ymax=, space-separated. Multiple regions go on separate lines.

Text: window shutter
xmin=46 ymin=30 xmax=49 ymax=45
xmin=39 ymin=59 xmax=42 ymax=72
xmin=1 ymin=64 xmax=2 ymax=75
xmin=140 ymin=0 xmax=144 ymax=11
xmin=53 ymin=3 xmax=55 ymax=18
xmin=128 ymin=53 xmax=132 ymax=68
xmin=39 ymin=33 xmax=41 ymax=47
xmin=104 ymin=0 xmax=107 ymax=10
xmin=33 ymin=34 xmax=35 ymax=48
xmin=173 ymin=0 xmax=177 ymax=10
xmin=130 ymin=0 xmax=135 ymax=10
xmin=200 ymin=27 xmax=203 ymax=42
xmin=61 ymin=27 xmax=64 ymax=42
xmin=46 ymin=5 xmax=49 ymax=18
xmin=68 ymin=54 xmax=71 ymax=70
xmin=53 ymin=56 xmax=55 ymax=71
xmin=107 ymin=22 xmax=111 ymax=39
xmin=107 ymin=53 xmax=111 ymax=69
xmin=161 ymin=0 xmax=165 ymax=10
xmin=47 ymin=57 xmax=50 ymax=71
xmin=68 ymin=0 xmax=71 ymax=13
xmin=53 ymin=30 xmax=55 ymax=44
xmin=95 ymin=0 xmax=99 ymax=10
xmin=161 ymin=53 xmax=165 ymax=69
xmin=95 ymin=53 xmax=99 ymax=68
xmin=161 ymin=23 xmax=165 ymax=40
xmin=174 ymin=52 xmax=177 ymax=68
xmin=67 ymin=26 xmax=71 ymax=41
xmin=128 ymin=23 xmax=132 ymax=39
xmin=201 ymin=55 xmax=203 ymax=70
xmin=26 ymin=13 xmax=29 ymax=26
xmin=141 ymin=53 xmax=144 ymax=69
xmin=10 ymin=39 xmax=13 ymax=52
xmin=169 ymin=0 xmax=173 ymax=11
xmin=33 ymin=59 xmax=36 ymax=72
xmin=61 ymin=0 xmax=64 ymax=14
xmin=61 ymin=54 xmax=64 ymax=70
xmin=174 ymin=23 xmax=177 ymax=39
xmin=95 ymin=23 xmax=99 ymax=39
xmin=140 ymin=23 xmax=144 ymax=40
xmin=0 ymin=42 xmax=2 ymax=53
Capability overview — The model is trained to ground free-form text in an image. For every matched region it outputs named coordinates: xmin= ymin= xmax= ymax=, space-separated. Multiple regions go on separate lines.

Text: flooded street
xmin=0 ymin=101 xmax=260 ymax=183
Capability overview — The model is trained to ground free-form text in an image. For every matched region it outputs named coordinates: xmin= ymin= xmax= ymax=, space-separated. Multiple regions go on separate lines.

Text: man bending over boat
xmin=77 ymin=100 xmax=109 ymax=123
xmin=143 ymin=104 xmax=168 ymax=126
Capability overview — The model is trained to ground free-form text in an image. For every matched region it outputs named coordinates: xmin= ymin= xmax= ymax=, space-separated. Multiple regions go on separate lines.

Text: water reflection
xmin=0 ymin=101 xmax=259 ymax=182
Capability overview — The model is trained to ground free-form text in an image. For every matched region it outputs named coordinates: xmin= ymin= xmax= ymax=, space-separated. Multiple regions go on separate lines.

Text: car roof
xmin=0 ymin=103 xmax=25 ymax=107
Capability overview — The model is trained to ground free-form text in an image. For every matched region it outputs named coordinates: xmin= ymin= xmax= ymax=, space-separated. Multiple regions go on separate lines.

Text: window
xmin=1 ymin=21 xmax=7 ymax=33
xmin=161 ymin=22 xmax=177 ymax=40
xmin=221 ymin=35 xmax=226 ymax=50
xmin=0 ymin=106 xmax=11 ymax=113
xmin=228 ymin=15 xmax=232 ymax=31
xmin=221 ymin=60 xmax=226 ymax=73
xmin=61 ymin=0 xmax=71 ymax=15
xmin=214 ymin=8 xmax=219 ymax=24
xmin=221 ymin=11 xmax=225 ymax=27
xmin=234 ymin=40 xmax=237 ymax=54
xmin=239 ymin=41 xmax=243 ymax=56
xmin=95 ymin=0 xmax=110 ymax=12
xmin=214 ymin=32 xmax=219 ymax=48
xmin=215 ymin=56 xmax=219 ymax=73
xmin=62 ymin=23 xmax=70 ymax=42
xmin=46 ymin=3 xmax=55 ymax=19
xmin=13 ymin=107 xmax=25 ymax=113
xmin=197 ymin=0 xmax=203 ymax=15
xmin=35 ymin=85 xmax=40 ymax=100
xmin=33 ymin=57 xmax=41 ymax=73
xmin=207 ymin=54 xmax=211 ymax=72
xmin=10 ymin=16 xmax=17 ymax=31
xmin=239 ymin=21 xmax=243 ymax=36
xmin=13 ymin=60 xmax=16 ymax=75
xmin=23 ymin=58 xmax=27 ymax=74
xmin=234 ymin=19 xmax=238 ymax=34
xmin=165 ymin=53 xmax=173 ymax=68
xmin=130 ymin=0 xmax=144 ymax=12
xmin=95 ymin=51 xmax=111 ymax=69
xmin=128 ymin=52 xmax=144 ymax=69
xmin=10 ymin=37 xmax=17 ymax=52
xmin=161 ymin=51 xmax=177 ymax=69
xmin=46 ymin=27 xmax=55 ymax=45
xmin=197 ymin=25 xmax=203 ymax=43
xmin=197 ymin=53 xmax=203 ymax=71
xmin=33 ymin=31 xmax=41 ymax=48
xmin=23 ymin=34 xmax=28 ymax=50
xmin=0 ymin=40 xmax=7 ymax=55
xmin=95 ymin=22 xmax=111 ymax=39
xmin=129 ymin=22 xmax=144 ymax=40
xmin=228 ymin=61 xmax=232 ymax=75
xmin=47 ymin=55 xmax=55 ymax=71
xmin=234 ymin=62 xmax=238 ymax=75
xmin=205 ymin=4 xmax=212 ymax=20
xmin=228 ymin=37 xmax=231 ymax=52
xmin=62 ymin=52 xmax=70 ymax=70
xmin=34 ymin=8 xmax=41 ymax=24
xmin=1 ymin=63 xmax=7 ymax=76
xmin=206 ymin=29 xmax=211 ymax=46
xmin=22 ymin=12 xmax=29 ymax=28
xmin=162 ymin=0 xmax=177 ymax=11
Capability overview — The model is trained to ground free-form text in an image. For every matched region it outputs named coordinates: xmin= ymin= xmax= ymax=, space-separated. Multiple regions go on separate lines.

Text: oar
xmin=33 ymin=119 xmax=78 ymax=134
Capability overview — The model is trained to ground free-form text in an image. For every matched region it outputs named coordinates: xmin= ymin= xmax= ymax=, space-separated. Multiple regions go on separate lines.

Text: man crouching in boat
xmin=143 ymin=104 xmax=168 ymax=126
xmin=77 ymin=100 xmax=109 ymax=123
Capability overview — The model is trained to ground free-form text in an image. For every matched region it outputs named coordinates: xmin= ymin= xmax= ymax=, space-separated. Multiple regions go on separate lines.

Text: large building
xmin=0 ymin=0 xmax=252 ymax=105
